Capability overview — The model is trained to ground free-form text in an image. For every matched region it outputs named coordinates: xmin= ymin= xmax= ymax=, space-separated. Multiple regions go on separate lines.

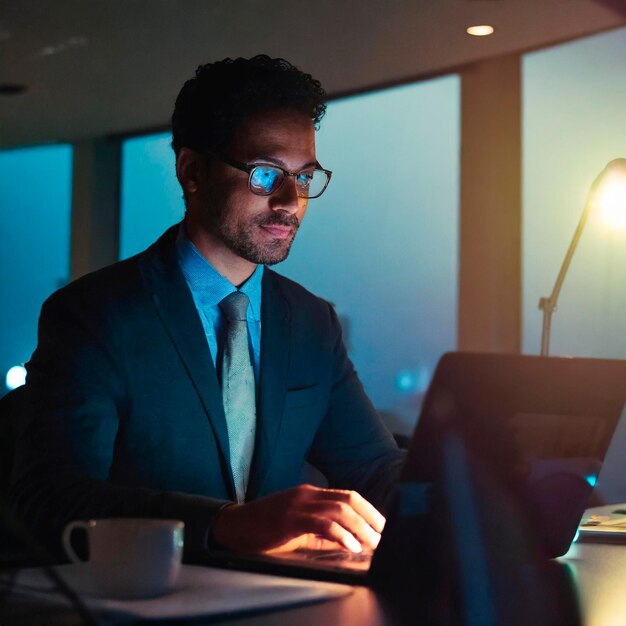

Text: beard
xmin=205 ymin=203 xmax=300 ymax=266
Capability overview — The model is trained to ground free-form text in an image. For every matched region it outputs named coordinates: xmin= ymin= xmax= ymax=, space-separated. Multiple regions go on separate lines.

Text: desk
xmin=3 ymin=539 xmax=626 ymax=625
xmin=220 ymin=586 xmax=389 ymax=626
xmin=560 ymin=541 xmax=626 ymax=626
xmin=214 ymin=541 xmax=626 ymax=626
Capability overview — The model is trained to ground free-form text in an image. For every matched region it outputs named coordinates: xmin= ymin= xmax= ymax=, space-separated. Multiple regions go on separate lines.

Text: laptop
xmin=575 ymin=404 xmax=626 ymax=541
xmin=583 ymin=403 xmax=626 ymax=505
xmin=201 ymin=352 xmax=626 ymax=584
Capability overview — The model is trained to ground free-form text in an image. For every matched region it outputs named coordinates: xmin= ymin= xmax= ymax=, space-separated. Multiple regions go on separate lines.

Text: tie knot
xmin=220 ymin=291 xmax=249 ymax=321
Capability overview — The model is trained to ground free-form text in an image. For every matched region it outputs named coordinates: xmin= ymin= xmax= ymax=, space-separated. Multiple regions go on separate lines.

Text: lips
xmin=260 ymin=225 xmax=293 ymax=239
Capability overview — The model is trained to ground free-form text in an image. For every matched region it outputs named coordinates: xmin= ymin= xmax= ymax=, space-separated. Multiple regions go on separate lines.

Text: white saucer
xmin=16 ymin=562 xmax=174 ymax=599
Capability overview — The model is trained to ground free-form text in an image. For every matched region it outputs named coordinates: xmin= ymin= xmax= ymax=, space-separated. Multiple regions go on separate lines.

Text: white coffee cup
xmin=62 ymin=518 xmax=184 ymax=598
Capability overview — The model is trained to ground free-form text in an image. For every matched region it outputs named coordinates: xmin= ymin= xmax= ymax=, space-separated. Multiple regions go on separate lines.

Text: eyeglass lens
xmin=249 ymin=166 xmax=328 ymax=198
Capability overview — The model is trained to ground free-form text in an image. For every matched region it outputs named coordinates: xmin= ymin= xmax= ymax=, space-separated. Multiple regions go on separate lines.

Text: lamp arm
xmin=538 ymin=184 xmax=598 ymax=356
xmin=538 ymin=159 xmax=626 ymax=356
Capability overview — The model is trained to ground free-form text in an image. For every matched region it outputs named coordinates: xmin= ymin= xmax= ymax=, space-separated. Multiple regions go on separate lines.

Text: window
xmin=0 ymin=144 xmax=72 ymax=393
xmin=523 ymin=26 xmax=626 ymax=358
xmin=120 ymin=133 xmax=184 ymax=260
xmin=277 ymin=76 xmax=460 ymax=432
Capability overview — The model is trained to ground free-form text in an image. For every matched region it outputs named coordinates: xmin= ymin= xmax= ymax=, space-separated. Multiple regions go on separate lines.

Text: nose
xmin=269 ymin=175 xmax=301 ymax=214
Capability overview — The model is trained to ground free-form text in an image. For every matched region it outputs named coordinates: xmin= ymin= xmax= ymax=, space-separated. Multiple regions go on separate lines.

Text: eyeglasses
xmin=208 ymin=152 xmax=332 ymax=199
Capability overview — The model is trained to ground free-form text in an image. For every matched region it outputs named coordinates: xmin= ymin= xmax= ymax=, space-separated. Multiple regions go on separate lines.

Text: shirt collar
xmin=175 ymin=222 xmax=263 ymax=321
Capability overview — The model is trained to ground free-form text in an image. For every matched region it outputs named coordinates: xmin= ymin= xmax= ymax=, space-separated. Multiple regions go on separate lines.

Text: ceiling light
xmin=0 ymin=83 xmax=28 ymax=96
xmin=466 ymin=25 xmax=495 ymax=37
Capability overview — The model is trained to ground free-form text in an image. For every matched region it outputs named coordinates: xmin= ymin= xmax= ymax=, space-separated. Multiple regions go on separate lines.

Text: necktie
xmin=219 ymin=291 xmax=256 ymax=503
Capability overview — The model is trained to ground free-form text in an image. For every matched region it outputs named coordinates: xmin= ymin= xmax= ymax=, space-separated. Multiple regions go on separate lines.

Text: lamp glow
xmin=466 ymin=25 xmax=495 ymax=37
xmin=595 ymin=175 xmax=626 ymax=230
xmin=6 ymin=364 xmax=26 ymax=390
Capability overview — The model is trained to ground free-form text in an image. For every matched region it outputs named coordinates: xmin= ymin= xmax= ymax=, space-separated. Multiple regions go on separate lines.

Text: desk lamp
xmin=539 ymin=158 xmax=626 ymax=356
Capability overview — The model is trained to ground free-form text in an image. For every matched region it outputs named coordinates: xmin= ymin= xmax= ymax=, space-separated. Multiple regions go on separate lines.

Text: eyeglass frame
xmin=205 ymin=151 xmax=333 ymax=199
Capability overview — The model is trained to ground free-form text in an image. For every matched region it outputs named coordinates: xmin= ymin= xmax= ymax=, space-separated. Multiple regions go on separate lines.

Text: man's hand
xmin=210 ymin=484 xmax=386 ymax=554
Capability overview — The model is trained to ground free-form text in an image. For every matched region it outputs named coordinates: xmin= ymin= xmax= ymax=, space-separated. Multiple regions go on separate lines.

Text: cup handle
xmin=62 ymin=520 xmax=90 ymax=563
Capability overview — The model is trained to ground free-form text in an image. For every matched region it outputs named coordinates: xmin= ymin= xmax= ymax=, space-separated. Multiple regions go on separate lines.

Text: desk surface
xmin=4 ymin=532 xmax=626 ymax=625
xmin=224 ymin=586 xmax=388 ymax=626
xmin=560 ymin=541 xmax=626 ymax=626
xmin=216 ymin=540 xmax=626 ymax=626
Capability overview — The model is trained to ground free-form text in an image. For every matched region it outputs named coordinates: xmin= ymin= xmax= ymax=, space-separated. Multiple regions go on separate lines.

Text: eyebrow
xmin=252 ymin=155 xmax=320 ymax=170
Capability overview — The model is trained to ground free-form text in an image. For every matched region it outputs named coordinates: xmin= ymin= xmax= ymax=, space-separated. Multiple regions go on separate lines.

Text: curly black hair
xmin=171 ymin=55 xmax=327 ymax=156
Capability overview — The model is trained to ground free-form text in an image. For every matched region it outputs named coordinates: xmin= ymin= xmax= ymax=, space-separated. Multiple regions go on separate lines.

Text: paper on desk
xmin=11 ymin=563 xmax=353 ymax=620
xmin=566 ymin=505 xmax=626 ymax=547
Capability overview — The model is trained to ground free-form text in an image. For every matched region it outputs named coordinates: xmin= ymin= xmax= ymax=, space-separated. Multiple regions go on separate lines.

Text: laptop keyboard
xmin=294 ymin=549 xmax=374 ymax=563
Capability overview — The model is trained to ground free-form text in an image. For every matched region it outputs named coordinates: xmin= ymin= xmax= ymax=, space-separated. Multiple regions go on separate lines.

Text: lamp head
xmin=592 ymin=158 xmax=626 ymax=230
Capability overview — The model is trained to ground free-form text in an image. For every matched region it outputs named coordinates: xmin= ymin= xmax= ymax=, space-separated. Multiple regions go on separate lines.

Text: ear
xmin=176 ymin=148 xmax=204 ymax=195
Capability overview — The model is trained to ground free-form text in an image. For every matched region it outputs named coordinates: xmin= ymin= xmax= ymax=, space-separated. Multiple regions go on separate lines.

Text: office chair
xmin=0 ymin=385 xmax=28 ymax=562
xmin=0 ymin=386 xmax=24 ymax=500
xmin=0 ymin=388 xmax=101 ymax=625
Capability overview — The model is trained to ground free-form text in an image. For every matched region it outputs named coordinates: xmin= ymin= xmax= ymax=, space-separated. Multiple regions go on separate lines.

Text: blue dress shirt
xmin=175 ymin=224 xmax=263 ymax=382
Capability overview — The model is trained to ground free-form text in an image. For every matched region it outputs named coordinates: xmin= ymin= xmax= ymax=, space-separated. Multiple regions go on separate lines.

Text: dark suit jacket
xmin=10 ymin=225 xmax=403 ymax=558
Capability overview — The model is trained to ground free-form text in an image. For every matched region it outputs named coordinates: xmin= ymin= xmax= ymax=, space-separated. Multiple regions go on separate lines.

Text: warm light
xmin=538 ymin=158 xmax=626 ymax=356
xmin=466 ymin=25 xmax=495 ymax=37
xmin=6 ymin=364 xmax=26 ymax=390
xmin=595 ymin=174 xmax=626 ymax=230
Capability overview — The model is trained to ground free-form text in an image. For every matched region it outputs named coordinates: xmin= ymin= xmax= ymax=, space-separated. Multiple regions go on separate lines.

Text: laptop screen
xmin=400 ymin=352 xmax=626 ymax=557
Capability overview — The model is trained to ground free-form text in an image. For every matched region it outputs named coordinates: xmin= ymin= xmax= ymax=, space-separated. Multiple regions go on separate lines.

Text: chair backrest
xmin=0 ymin=385 xmax=26 ymax=498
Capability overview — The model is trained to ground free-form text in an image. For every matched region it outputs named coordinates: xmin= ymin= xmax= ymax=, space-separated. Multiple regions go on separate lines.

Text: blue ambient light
xmin=5 ymin=364 xmax=26 ymax=390
xmin=395 ymin=371 xmax=417 ymax=392
xmin=395 ymin=366 xmax=432 ymax=394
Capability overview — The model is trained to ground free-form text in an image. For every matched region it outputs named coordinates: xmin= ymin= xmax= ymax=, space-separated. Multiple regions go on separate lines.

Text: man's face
xmin=195 ymin=108 xmax=317 ymax=266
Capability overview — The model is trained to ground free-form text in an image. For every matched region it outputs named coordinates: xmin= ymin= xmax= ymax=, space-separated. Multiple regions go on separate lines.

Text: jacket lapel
xmin=138 ymin=226 xmax=235 ymax=498
xmin=247 ymin=269 xmax=291 ymax=499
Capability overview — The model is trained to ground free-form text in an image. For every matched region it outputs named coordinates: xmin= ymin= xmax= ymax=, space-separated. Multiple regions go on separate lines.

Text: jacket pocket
xmin=284 ymin=384 xmax=321 ymax=410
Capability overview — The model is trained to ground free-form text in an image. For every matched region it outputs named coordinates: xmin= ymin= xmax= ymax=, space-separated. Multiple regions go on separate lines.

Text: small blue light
xmin=395 ymin=371 xmax=416 ymax=393
xmin=585 ymin=474 xmax=597 ymax=487
xmin=572 ymin=529 xmax=581 ymax=543
xmin=395 ymin=367 xmax=433 ymax=394
xmin=5 ymin=365 xmax=26 ymax=390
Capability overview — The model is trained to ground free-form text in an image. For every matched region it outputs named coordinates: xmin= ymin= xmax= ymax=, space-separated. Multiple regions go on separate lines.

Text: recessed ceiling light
xmin=0 ymin=83 xmax=28 ymax=96
xmin=466 ymin=25 xmax=495 ymax=37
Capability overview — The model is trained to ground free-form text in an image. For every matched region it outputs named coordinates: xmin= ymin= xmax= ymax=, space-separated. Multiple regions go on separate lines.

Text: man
xmin=10 ymin=56 xmax=403 ymax=560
